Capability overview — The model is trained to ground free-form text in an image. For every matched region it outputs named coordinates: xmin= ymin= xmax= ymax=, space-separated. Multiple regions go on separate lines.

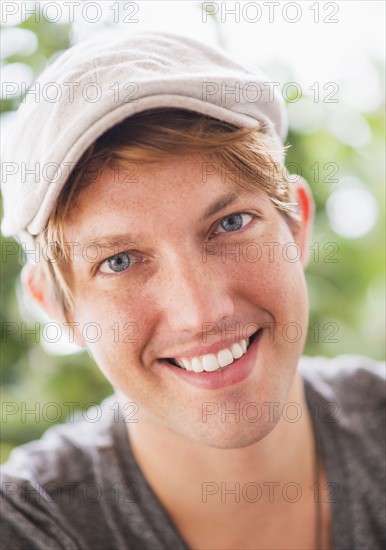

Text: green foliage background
xmin=1 ymin=7 xmax=385 ymax=462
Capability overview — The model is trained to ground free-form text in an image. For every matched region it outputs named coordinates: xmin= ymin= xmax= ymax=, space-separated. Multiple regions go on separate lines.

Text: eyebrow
xmin=77 ymin=190 xmax=249 ymax=252
xmin=199 ymin=191 xmax=241 ymax=222
xmin=77 ymin=235 xmax=140 ymax=253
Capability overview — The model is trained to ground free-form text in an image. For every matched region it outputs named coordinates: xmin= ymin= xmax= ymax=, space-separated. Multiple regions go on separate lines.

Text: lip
xmin=159 ymin=329 xmax=262 ymax=390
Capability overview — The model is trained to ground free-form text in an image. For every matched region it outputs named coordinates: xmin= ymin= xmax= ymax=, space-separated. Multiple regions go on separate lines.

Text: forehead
xmin=71 ymin=154 xmax=265 ymax=218
xmin=90 ymin=155 xmax=217 ymax=203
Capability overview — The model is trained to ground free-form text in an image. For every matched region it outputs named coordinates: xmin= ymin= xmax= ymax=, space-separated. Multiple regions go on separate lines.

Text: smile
xmin=163 ymin=329 xmax=261 ymax=373
xmin=159 ymin=329 xmax=262 ymax=390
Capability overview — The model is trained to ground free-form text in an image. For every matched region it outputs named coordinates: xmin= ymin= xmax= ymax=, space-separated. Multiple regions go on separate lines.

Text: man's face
xmin=64 ymin=154 xmax=309 ymax=449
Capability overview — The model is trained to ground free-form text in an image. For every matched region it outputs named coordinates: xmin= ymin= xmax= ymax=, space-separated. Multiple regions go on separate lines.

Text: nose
xmin=159 ymin=253 xmax=235 ymax=334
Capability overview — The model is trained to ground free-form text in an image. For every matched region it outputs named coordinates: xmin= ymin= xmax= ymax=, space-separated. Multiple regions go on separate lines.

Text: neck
xmin=125 ymin=372 xmax=315 ymax=508
xmin=121 ymin=373 xmax=331 ymax=549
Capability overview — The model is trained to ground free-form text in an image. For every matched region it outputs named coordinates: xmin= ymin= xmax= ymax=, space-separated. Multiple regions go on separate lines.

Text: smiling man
xmin=1 ymin=33 xmax=385 ymax=550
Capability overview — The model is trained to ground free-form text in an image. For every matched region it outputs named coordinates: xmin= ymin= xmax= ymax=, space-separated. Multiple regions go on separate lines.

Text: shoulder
xmin=1 ymin=395 xmax=119 ymax=483
xmin=299 ymin=354 xmax=385 ymax=458
xmin=0 ymin=395 xmax=121 ymax=549
xmin=299 ymin=355 xmax=386 ymax=547
xmin=299 ymin=353 xmax=385 ymax=412
xmin=1 ymin=394 xmax=183 ymax=549
xmin=299 ymin=353 xmax=385 ymax=466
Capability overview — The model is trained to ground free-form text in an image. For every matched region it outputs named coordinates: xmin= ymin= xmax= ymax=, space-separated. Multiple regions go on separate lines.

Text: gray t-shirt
xmin=1 ymin=355 xmax=385 ymax=549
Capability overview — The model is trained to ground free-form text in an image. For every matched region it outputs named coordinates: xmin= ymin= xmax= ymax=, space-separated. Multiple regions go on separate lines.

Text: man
xmin=1 ymin=32 xmax=384 ymax=549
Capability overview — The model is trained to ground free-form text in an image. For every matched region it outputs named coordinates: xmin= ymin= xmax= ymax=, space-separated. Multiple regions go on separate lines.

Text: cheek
xmin=230 ymin=241 xmax=308 ymax=308
xmin=225 ymin=235 xmax=309 ymax=350
xmin=264 ymin=259 xmax=308 ymax=312
xmin=268 ymin=261 xmax=309 ymax=348
xmin=70 ymin=290 xmax=152 ymax=383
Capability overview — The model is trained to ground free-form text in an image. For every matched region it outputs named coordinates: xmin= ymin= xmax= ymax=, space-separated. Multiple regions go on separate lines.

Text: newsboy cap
xmin=1 ymin=31 xmax=287 ymax=241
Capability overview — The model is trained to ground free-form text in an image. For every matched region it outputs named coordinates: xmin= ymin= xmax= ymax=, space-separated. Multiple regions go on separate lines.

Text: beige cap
xmin=1 ymin=31 xmax=287 ymax=241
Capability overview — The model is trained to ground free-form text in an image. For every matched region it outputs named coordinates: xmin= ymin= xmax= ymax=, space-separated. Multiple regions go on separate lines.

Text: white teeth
xmin=202 ymin=354 xmax=220 ymax=372
xmin=173 ymin=337 xmax=251 ymax=373
xmin=217 ymin=348 xmax=234 ymax=367
xmin=231 ymin=342 xmax=243 ymax=359
xmin=191 ymin=357 xmax=204 ymax=372
xmin=181 ymin=358 xmax=192 ymax=371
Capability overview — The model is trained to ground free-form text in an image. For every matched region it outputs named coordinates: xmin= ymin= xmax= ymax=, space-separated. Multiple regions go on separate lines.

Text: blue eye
xmin=217 ymin=213 xmax=253 ymax=233
xmin=100 ymin=252 xmax=131 ymax=274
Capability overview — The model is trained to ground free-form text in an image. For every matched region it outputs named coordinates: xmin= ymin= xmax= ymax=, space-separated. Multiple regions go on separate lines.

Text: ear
xmin=21 ymin=262 xmax=86 ymax=347
xmin=289 ymin=175 xmax=314 ymax=267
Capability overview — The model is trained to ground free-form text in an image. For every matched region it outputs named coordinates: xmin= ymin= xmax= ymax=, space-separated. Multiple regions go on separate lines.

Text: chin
xmin=184 ymin=413 xmax=282 ymax=450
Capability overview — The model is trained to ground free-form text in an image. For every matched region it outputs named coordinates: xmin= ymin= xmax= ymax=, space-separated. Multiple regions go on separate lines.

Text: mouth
xmin=161 ymin=328 xmax=262 ymax=373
